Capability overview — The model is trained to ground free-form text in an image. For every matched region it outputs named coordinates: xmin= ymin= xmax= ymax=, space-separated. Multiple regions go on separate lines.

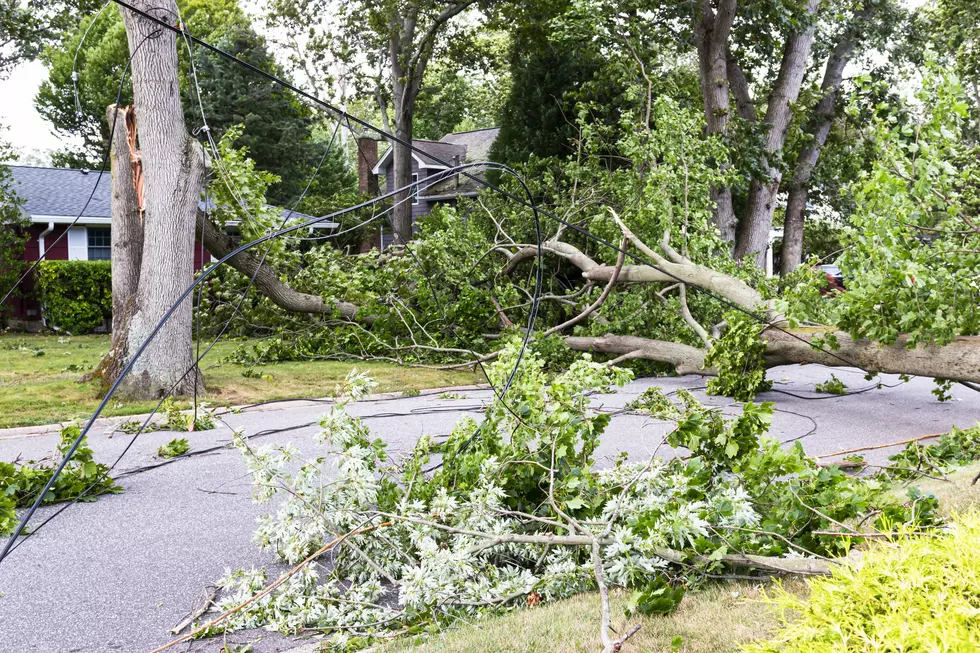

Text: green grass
xmin=383 ymin=463 xmax=980 ymax=653
xmin=0 ymin=334 xmax=482 ymax=429
xmin=383 ymin=582 xmax=807 ymax=653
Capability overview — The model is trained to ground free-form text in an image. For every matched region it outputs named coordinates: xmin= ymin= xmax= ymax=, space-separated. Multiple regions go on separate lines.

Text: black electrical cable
xmin=0 ymin=161 xmax=536 ymax=563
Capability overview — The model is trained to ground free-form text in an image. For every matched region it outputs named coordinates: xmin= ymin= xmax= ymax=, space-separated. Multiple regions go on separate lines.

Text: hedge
xmin=743 ymin=510 xmax=980 ymax=652
xmin=36 ymin=260 xmax=112 ymax=334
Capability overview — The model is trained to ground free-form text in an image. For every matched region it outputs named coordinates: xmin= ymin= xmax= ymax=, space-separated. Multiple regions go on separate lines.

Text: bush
xmin=36 ymin=260 xmax=111 ymax=333
xmin=744 ymin=511 xmax=980 ymax=653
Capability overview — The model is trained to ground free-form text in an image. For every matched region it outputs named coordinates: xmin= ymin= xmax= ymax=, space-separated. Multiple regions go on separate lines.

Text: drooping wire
xmin=71 ymin=1 xmax=112 ymax=120
xmin=0 ymin=161 xmax=538 ymax=563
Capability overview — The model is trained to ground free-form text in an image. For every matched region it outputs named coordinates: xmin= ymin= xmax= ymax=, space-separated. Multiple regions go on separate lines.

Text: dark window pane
xmin=87 ymin=227 xmax=111 ymax=261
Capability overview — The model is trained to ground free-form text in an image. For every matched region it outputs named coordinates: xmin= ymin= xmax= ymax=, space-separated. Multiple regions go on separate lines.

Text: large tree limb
xmin=565 ymin=330 xmax=980 ymax=385
xmin=195 ymin=214 xmax=366 ymax=323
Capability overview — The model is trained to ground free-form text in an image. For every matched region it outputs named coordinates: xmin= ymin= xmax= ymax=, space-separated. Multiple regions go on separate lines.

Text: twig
xmin=814 ymin=433 xmax=944 ymax=459
xmin=171 ymin=586 xmax=218 ymax=635
xmin=148 ymin=521 xmax=391 ymax=653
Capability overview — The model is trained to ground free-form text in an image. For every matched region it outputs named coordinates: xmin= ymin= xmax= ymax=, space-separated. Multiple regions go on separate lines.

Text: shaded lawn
xmin=383 ymin=581 xmax=808 ymax=653
xmin=0 ymin=334 xmax=482 ymax=428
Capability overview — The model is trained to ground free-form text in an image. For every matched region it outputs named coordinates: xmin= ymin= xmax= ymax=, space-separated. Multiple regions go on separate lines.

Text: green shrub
xmin=744 ymin=511 xmax=980 ymax=652
xmin=36 ymin=260 xmax=112 ymax=334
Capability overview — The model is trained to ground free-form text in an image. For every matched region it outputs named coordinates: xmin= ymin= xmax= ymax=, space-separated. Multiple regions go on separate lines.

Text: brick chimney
xmin=356 ymin=137 xmax=379 ymax=196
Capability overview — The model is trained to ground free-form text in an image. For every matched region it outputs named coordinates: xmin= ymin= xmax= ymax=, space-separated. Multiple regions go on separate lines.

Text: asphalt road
xmin=0 ymin=365 xmax=978 ymax=653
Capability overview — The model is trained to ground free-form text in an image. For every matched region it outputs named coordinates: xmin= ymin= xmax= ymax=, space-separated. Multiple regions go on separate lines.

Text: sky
xmin=0 ymin=60 xmax=69 ymax=164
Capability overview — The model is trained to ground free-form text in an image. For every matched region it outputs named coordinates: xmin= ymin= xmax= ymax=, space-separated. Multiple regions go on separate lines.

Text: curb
xmin=0 ymin=383 xmax=491 ymax=441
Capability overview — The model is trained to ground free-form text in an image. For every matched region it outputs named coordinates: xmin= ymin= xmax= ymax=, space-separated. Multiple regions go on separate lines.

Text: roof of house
xmin=440 ymin=127 xmax=499 ymax=162
xmin=8 ymin=165 xmax=333 ymax=228
xmin=10 ymin=166 xmax=111 ymax=218
xmin=371 ymin=127 xmax=500 ymax=176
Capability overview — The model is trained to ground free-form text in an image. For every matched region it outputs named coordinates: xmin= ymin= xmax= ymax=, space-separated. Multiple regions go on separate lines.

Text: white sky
xmin=0 ymin=60 xmax=69 ymax=164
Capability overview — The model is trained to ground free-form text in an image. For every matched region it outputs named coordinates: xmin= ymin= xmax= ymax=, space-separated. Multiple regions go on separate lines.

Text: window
xmin=412 ymin=173 xmax=419 ymax=205
xmin=87 ymin=227 xmax=111 ymax=261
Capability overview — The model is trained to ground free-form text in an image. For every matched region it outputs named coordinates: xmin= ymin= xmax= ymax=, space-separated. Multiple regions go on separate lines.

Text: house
xmin=3 ymin=165 xmax=335 ymax=328
xmin=365 ymin=127 xmax=499 ymax=248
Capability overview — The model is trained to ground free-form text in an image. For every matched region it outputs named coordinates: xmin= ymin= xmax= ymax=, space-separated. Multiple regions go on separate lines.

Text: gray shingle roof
xmin=441 ymin=127 xmax=500 ymax=163
xmin=9 ymin=165 xmax=333 ymax=227
xmin=10 ymin=166 xmax=111 ymax=218
xmin=419 ymin=127 xmax=501 ymax=198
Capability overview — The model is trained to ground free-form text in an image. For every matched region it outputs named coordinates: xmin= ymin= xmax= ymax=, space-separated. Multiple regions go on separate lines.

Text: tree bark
xmin=566 ymin=330 xmax=980 ymax=384
xmin=734 ymin=0 xmax=820 ymax=266
xmin=195 ymin=214 xmax=366 ymax=322
xmin=389 ymin=13 xmax=417 ymax=245
xmin=106 ymin=105 xmax=142 ymax=355
xmin=693 ymin=0 xmax=739 ymax=243
xmin=779 ymin=5 xmax=873 ymax=275
xmin=117 ymin=0 xmax=204 ymax=399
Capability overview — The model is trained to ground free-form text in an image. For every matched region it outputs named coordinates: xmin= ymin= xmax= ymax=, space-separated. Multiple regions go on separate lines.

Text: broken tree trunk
xmin=113 ymin=0 xmax=204 ymax=399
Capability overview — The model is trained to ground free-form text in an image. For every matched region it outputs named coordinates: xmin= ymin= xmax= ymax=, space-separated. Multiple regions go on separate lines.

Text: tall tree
xmin=107 ymin=0 xmax=206 ymax=398
xmin=266 ymin=0 xmax=489 ymax=244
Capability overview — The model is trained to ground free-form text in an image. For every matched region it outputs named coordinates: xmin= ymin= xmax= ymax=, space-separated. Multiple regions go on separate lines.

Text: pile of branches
xmin=176 ymin=347 xmax=946 ymax=651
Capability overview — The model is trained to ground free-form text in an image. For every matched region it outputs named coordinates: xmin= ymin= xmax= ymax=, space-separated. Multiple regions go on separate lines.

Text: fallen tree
xmin=500 ymin=214 xmax=980 ymax=386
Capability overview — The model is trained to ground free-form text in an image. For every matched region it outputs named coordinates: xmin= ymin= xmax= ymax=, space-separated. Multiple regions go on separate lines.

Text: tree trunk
xmin=389 ymin=14 xmax=417 ymax=246
xmin=565 ymin=331 xmax=980 ymax=384
xmin=116 ymin=0 xmax=204 ymax=399
xmin=734 ymin=0 xmax=819 ymax=266
xmin=89 ymin=105 xmax=143 ymax=389
xmin=694 ymin=0 xmax=738 ymax=243
xmin=391 ymin=116 xmax=415 ymax=244
xmin=779 ymin=4 xmax=872 ymax=275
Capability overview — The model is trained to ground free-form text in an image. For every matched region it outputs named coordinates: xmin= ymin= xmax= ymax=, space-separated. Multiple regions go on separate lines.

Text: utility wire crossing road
xmin=0 ymin=366 xmax=977 ymax=653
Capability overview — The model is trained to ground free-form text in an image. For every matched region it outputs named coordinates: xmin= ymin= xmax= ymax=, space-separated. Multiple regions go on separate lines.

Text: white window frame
xmin=67 ymin=226 xmax=88 ymax=261
xmin=412 ymin=173 xmax=419 ymax=205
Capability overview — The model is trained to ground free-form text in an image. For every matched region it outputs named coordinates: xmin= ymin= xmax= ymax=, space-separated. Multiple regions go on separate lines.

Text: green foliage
xmin=35 ymin=260 xmax=111 ymax=334
xmin=814 ymin=374 xmax=847 ymax=395
xmin=744 ymin=511 xmax=980 ymax=653
xmin=626 ymin=575 xmax=686 ymax=618
xmin=157 ymin=438 xmax=190 ymax=459
xmin=931 ymin=378 xmax=954 ymax=402
xmin=704 ymin=313 xmax=773 ymax=401
xmin=0 ymin=424 xmax=121 ymax=535
xmin=883 ymin=423 xmax=980 ymax=481
xmin=163 ymin=398 xmax=216 ymax=432
xmin=0 ymin=132 xmax=27 ymax=324
xmin=834 ymin=64 xmax=980 ymax=348
xmin=215 ymin=349 xmax=941 ymax=645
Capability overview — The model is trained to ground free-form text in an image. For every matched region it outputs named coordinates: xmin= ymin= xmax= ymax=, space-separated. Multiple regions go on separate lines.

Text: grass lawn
xmin=0 ymin=333 xmax=482 ymax=429
xmin=383 ymin=463 xmax=980 ymax=653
